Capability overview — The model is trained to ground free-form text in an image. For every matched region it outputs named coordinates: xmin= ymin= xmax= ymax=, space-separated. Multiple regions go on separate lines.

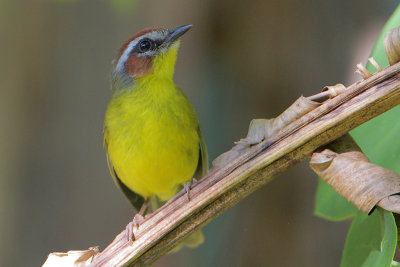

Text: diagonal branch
xmin=89 ymin=60 xmax=400 ymax=266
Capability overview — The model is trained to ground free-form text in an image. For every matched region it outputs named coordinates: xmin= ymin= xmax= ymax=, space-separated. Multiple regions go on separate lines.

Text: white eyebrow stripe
xmin=116 ymin=38 xmax=139 ymax=72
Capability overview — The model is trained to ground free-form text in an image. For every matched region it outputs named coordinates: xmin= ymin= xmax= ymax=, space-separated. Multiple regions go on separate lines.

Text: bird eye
xmin=138 ymin=39 xmax=153 ymax=53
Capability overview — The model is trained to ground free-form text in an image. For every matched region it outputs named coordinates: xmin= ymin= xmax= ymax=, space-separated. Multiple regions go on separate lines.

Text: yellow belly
xmin=104 ymin=79 xmax=199 ymax=200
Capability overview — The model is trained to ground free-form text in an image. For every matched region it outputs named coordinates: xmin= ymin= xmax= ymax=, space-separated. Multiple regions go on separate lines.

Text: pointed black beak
xmin=163 ymin=24 xmax=192 ymax=45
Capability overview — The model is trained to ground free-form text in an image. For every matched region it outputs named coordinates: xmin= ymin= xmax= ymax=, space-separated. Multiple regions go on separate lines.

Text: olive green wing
xmin=103 ymin=128 xmax=145 ymax=212
xmin=194 ymin=126 xmax=209 ymax=179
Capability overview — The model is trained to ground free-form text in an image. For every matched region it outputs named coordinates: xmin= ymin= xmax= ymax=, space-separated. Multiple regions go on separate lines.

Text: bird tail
xmin=170 ymin=229 xmax=204 ymax=253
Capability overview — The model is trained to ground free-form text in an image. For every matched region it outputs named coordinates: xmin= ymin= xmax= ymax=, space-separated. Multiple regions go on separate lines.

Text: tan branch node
xmin=308 ymin=84 xmax=347 ymax=103
xmin=323 ymin=83 xmax=347 ymax=97
xmin=368 ymin=57 xmax=382 ymax=72
xmin=356 ymin=63 xmax=372 ymax=79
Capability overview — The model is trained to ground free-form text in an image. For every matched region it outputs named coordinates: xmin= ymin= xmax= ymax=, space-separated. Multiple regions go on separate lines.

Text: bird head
xmin=112 ymin=24 xmax=192 ymax=88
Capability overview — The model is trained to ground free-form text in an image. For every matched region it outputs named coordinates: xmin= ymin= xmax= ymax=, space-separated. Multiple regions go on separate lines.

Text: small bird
xmin=103 ymin=25 xmax=208 ymax=246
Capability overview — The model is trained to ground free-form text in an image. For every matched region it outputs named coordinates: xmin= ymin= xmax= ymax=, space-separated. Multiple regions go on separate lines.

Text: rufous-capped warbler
xmin=103 ymin=25 xmax=207 ymax=247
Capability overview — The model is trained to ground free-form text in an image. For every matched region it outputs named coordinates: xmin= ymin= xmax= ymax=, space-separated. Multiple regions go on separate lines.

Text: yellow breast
xmin=104 ymin=76 xmax=200 ymax=200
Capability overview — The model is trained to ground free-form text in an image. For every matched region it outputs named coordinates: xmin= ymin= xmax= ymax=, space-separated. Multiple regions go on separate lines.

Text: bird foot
xmin=125 ymin=214 xmax=145 ymax=242
xmin=126 ymin=198 xmax=151 ymax=242
xmin=184 ymin=178 xmax=198 ymax=201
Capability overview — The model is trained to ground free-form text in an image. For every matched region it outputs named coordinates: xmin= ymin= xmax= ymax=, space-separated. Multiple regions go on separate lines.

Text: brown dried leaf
xmin=310 ymin=148 xmax=400 ymax=214
xmin=42 ymin=247 xmax=99 ymax=267
xmin=378 ymin=195 xmax=400 ymax=214
xmin=212 ymin=96 xmax=320 ymax=169
xmin=384 ymin=26 xmax=400 ymax=65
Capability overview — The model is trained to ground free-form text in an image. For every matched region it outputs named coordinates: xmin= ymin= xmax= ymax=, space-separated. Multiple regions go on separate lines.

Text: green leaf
xmin=350 ymin=105 xmax=400 ymax=173
xmin=314 ymin=178 xmax=357 ymax=221
xmin=341 ymin=208 xmax=397 ymax=267
xmin=392 ymin=261 xmax=400 ymax=267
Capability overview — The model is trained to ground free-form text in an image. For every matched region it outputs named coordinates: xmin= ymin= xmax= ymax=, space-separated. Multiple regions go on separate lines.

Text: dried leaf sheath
xmin=385 ymin=27 xmax=400 ymax=66
xmin=212 ymin=96 xmax=320 ymax=170
xmin=310 ymin=148 xmax=400 ymax=214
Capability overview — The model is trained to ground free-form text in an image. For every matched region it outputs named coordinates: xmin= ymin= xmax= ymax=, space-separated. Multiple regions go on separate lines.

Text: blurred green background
xmin=0 ymin=0 xmax=398 ymax=266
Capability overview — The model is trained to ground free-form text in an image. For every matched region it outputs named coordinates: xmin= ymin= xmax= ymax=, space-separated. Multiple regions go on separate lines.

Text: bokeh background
xmin=1 ymin=0 xmax=399 ymax=266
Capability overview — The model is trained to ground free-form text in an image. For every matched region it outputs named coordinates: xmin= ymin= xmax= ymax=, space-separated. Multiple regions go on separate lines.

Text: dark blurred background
xmin=1 ymin=0 xmax=398 ymax=266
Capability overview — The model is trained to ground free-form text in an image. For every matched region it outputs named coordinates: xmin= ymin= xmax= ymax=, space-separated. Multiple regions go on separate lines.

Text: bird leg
xmin=184 ymin=178 xmax=198 ymax=201
xmin=126 ymin=197 xmax=151 ymax=242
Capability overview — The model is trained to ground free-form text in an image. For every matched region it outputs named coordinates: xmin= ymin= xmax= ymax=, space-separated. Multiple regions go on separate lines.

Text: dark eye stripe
xmin=154 ymin=39 xmax=163 ymax=47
